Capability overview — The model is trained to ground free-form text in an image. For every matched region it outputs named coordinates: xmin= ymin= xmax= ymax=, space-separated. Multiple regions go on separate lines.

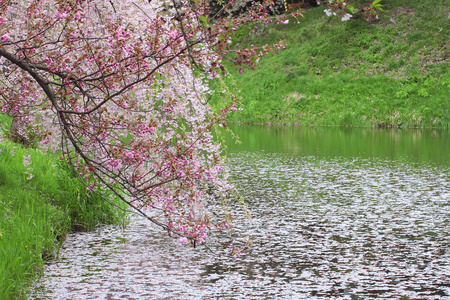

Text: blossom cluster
xmin=323 ymin=0 xmax=353 ymax=21
xmin=322 ymin=0 xmax=382 ymax=22
xmin=361 ymin=0 xmax=382 ymax=22
xmin=0 ymin=0 xmax=285 ymax=249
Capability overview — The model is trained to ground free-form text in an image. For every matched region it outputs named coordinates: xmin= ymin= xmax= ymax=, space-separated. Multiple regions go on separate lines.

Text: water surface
xmin=31 ymin=126 xmax=450 ymax=299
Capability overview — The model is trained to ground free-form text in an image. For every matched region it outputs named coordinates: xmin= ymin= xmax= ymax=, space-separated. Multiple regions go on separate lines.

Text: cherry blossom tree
xmin=0 ymin=0 xmax=284 ymax=247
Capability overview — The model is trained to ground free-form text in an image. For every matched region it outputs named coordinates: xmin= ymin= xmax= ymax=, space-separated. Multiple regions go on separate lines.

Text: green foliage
xmin=0 ymin=136 xmax=128 ymax=299
xmin=0 ymin=114 xmax=11 ymax=130
xmin=212 ymin=0 xmax=449 ymax=127
xmin=370 ymin=0 xmax=383 ymax=10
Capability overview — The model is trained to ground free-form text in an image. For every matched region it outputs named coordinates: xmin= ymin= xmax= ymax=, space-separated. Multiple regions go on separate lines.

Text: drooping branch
xmin=0 ymin=47 xmax=61 ymax=112
xmin=0 ymin=0 xmax=281 ymax=248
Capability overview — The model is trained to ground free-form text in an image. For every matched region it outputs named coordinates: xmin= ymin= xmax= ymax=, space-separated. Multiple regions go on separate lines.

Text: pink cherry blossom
xmin=56 ymin=11 xmax=67 ymax=20
xmin=23 ymin=154 xmax=31 ymax=166
xmin=0 ymin=0 xmax=288 ymax=251
xmin=73 ymin=12 xmax=81 ymax=21
xmin=0 ymin=34 xmax=10 ymax=42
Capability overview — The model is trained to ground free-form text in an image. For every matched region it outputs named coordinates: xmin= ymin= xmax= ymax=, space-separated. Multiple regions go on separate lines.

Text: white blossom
xmin=341 ymin=13 xmax=353 ymax=21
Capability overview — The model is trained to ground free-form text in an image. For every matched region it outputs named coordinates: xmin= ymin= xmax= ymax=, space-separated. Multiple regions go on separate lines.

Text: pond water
xmin=31 ymin=125 xmax=450 ymax=299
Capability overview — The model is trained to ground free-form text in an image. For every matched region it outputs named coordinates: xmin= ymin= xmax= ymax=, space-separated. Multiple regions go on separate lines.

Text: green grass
xmin=210 ymin=0 xmax=450 ymax=127
xmin=0 ymin=115 xmax=129 ymax=299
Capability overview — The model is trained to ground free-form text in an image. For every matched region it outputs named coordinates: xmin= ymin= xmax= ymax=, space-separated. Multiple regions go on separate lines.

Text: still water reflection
xmin=225 ymin=125 xmax=449 ymax=165
xmin=31 ymin=126 xmax=449 ymax=299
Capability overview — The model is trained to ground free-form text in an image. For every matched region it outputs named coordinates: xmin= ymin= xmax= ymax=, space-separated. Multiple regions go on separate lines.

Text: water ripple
xmin=31 ymin=153 xmax=450 ymax=299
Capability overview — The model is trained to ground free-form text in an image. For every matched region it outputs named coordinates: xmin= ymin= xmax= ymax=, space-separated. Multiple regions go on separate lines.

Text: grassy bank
xmin=211 ymin=0 xmax=449 ymax=127
xmin=0 ymin=115 xmax=128 ymax=299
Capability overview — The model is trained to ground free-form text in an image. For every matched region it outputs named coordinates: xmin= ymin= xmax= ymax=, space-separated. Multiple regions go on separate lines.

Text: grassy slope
xmin=0 ymin=116 xmax=128 ymax=299
xmin=211 ymin=0 xmax=450 ymax=127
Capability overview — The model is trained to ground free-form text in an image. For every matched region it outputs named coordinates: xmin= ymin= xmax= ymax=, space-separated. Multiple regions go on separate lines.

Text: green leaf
xmin=371 ymin=0 xmax=383 ymax=9
xmin=199 ymin=15 xmax=208 ymax=25
xmin=346 ymin=5 xmax=354 ymax=13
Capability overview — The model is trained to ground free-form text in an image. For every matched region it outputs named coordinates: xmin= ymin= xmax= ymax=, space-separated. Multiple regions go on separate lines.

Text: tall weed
xmin=0 ymin=126 xmax=128 ymax=299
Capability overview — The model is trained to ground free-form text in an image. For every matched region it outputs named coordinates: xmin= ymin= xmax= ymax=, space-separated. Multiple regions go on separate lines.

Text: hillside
xmin=210 ymin=0 xmax=450 ymax=128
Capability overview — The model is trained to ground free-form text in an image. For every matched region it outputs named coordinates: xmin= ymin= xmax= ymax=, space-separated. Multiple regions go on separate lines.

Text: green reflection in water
xmin=223 ymin=125 xmax=449 ymax=167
